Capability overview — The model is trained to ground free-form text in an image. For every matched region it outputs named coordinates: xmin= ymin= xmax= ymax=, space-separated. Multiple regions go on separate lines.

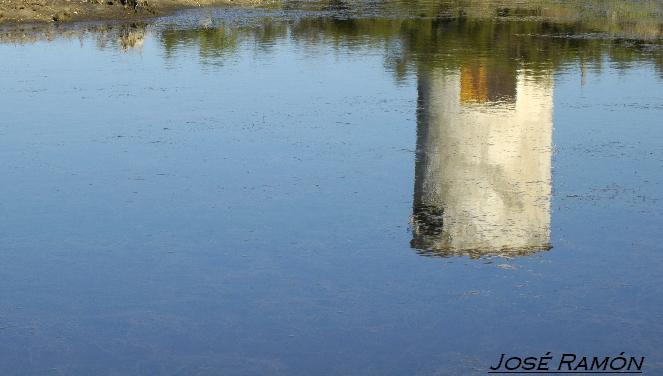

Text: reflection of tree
xmin=118 ymin=23 xmax=147 ymax=50
xmin=161 ymin=27 xmax=240 ymax=61
xmin=288 ymin=16 xmax=663 ymax=79
xmin=89 ymin=23 xmax=148 ymax=51
xmin=156 ymin=9 xmax=663 ymax=78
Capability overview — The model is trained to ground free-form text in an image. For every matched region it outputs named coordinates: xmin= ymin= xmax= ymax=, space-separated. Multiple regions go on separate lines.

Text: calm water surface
xmin=1 ymin=2 xmax=663 ymax=374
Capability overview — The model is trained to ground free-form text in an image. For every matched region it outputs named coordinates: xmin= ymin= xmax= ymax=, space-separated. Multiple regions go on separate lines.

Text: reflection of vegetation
xmin=158 ymin=2 xmax=663 ymax=79
xmin=0 ymin=23 xmax=147 ymax=50
xmin=160 ymin=19 xmax=288 ymax=61
xmin=162 ymin=28 xmax=239 ymax=60
xmin=292 ymin=17 xmax=663 ymax=78
xmin=118 ymin=23 xmax=147 ymax=50
xmin=3 ymin=0 xmax=660 ymax=75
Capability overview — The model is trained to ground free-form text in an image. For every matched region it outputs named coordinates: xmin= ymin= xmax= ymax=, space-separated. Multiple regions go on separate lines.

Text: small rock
xmin=52 ymin=11 xmax=71 ymax=22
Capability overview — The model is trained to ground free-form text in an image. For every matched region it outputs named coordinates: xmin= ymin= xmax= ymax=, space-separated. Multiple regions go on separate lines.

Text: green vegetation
xmin=158 ymin=0 xmax=663 ymax=78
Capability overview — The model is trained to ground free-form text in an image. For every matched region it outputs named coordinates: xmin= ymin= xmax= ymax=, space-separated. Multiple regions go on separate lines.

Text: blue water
xmin=1 ymin=9 xmax=662 ymax=375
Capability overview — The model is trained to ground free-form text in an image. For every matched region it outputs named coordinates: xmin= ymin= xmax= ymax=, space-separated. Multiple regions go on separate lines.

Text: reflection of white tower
xmin=411 ymin=66 xmax=553 ymax=257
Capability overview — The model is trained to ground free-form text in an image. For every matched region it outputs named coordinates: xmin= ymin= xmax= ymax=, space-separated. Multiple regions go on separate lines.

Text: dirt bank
xmin=0 ymin=0 xmax=265 ymax=24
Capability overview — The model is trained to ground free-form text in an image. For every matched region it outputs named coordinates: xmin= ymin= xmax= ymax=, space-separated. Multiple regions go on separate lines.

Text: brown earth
xmin=0 ymin=0 xmax=264 ymax=24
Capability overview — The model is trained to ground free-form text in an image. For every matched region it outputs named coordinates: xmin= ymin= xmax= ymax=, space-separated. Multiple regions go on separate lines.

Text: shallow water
xmin=1 ymin=2 xmax=663 ymax=375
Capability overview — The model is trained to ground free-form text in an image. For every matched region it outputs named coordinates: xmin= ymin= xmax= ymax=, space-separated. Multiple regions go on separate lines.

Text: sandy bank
xmin=0 ymin=0 xmax=265 ymax=24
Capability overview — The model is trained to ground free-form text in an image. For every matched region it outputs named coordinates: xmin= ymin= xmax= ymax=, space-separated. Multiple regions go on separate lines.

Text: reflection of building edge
xmin=411 ymin=67 xmax=553 ymax=258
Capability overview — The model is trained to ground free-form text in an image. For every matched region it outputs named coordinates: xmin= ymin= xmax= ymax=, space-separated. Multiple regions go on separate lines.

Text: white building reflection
xmin=411 ymin=64 xmax=553 ymax=258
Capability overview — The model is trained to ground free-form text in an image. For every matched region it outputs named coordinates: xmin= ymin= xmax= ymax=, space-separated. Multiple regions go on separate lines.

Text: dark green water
xmin=1 ymin=1 xmax=663 ymax=374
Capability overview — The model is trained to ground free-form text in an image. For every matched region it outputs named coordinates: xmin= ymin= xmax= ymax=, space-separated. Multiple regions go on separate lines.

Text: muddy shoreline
xmin=0 ymin=0 xmax=266 ymax=24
